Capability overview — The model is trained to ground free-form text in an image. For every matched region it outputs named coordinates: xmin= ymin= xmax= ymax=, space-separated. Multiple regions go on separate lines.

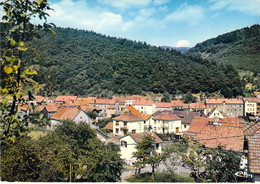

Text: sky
xmin=43 ymin=0 xmax=260 ymax=47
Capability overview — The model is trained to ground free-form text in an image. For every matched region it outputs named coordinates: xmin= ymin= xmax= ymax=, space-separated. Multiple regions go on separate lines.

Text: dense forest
xmin=0 ymin=24 xmax=244 ymax=97
xmin=186 ymin=24 xmax=260 ymax=73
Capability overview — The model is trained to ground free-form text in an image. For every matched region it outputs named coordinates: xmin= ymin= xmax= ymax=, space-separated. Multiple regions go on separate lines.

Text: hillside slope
xmin=18 ymin=27 xmax=243 ymax=97
xmin=186 ymin=24 xmax=260 ymax=73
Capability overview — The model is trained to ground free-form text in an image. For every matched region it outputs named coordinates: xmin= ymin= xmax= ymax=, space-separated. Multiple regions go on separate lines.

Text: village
xmin=11 ymin=92 xmax=260 ymax=182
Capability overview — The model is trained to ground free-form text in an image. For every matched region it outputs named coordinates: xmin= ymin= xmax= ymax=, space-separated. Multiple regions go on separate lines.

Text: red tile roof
xmin=103 ymin=122 xmax=113 ymax=130
xmin=34 ymin=95 xmax=46 ymax=103
xmin=122 ymin=106 xmax=151 ymax=120
xmin=196 ymin=124 xmax=245 ymax=152
xmin=244 ymin=97 xmax=260 ymax=103
xmin=156 ymin=102 xmax=172 ymax=108
xmin=218 ymin=117 xmax=245 ymax=127
xmin=189 ymin=103 xmax=206 ymax=109
xmin=133 ymin=99 xmax=154 ymax=106
xmin=153 ymin=111 xmax=180 ymax=120
xmin=51 ymin=107 xmax=80 ymax=121
xmin=113 ymin=113 xmax=145 ymax=122
xmin=205 ymin=98 xmax=243 ymax=104
xmin=125 ymin=132 xmax=162 ymax=143
xmin=89 ymin=98 xmax=116 ymax=105
xmin=55 ymin=96 xmax=77 ymax=102
xmin=171 ymin=100 xmax=184 ymax=107
xmin=187 ymin=117 xmax=215 ymax=134
xmin=244 ymin=122 xmax=260 ymax=174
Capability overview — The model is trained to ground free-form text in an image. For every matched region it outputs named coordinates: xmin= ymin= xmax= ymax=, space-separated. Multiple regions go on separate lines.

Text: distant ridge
xmin=186 ymin=24 xmax=260 ymax=73
xmin=161 ymin=46 xmax=190 ymax=53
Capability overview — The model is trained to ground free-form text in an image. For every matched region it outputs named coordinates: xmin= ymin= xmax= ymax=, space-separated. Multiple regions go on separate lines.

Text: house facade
xmin=151 ymin=111 xmax=182 ymax=135
xmin=205 ymin=99 xmax=244 ymax=117
xmin=243 ymin=98 xmax=260 ymax=116
xmin=133 ymin=99 xmax=156 ymax=114
xmin=119 ymin=132 xmax=163 ymax=165
xmin=112 ymin=113 xmax=145 ymax=136
xmin=50 ymin=107 xmax=92 ymax=130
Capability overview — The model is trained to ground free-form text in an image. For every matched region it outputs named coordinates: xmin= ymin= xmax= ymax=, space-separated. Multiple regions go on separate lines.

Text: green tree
xmin=161 ymin=91 xmax=171 ymax=102
xmin=133 ymin=134 xmax=163 ymax=174
xmin=54 ymin=120 xmax=124 ymax=182
xmin=0 ymin=0 xmax=55 ymax=144
xmin=1 ymin=136 xmax=41 ymax=181
xmin=178 ymin=138 xmax=207 ymax=182
xmin=183 ymin=91 xmax=197 ymax=103
xmin=203 ymin=145 xmax=243 ymax=182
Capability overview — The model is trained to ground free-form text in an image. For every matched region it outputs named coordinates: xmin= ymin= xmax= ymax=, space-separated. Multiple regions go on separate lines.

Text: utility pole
xmin=70 ymin=162 xmax=72 ymax=182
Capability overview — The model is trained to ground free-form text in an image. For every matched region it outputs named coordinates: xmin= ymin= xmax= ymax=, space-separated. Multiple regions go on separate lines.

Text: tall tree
xmin=0 ymin=0 xmax=55 ymax=144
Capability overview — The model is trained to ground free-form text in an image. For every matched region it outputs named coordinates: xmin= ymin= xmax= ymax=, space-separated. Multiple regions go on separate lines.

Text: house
xmin=95 ymin=128 xmax=109 ymax=142
xmin=112 ymin=112 xmax=145 ymax=136
xmin=243 ymin=98 xmax=260 ymax=116
xmin=54 ymin=96 xmax=78 ymax=104
xmin=244 ymin=122 xmax=260 ymax=182
xmin=34 ymin=95 xmax=46 ymax=105
xmin=125 ymin=95 xmax=144 ymax=106
xmin=119 ymin=132 xmax=163 ymax=165
xmin=253 ymin=92 xmax=260 ymax=98
xmin=36 ymin=103 xmax=58 ymax=118
xmin=113 ymin=97 xmax=127 ymax=111
xmin=151 ymin=111 xmax=182 ymax=135
xmin=133 ymin=99 xmax=156 ymax=114
xmin=89 ymin=98 xmax=120 ymax=118
xmin=196 ymin=124 xmax=245 ymax=152
xmin=103 ymin=122 xmax=113 ymax=131
xmin=171 ymin=100 xmax=184 ymax=110
xmin=183 ymin=117 xmax=214 ymax=138
xmin=50 ymin=107 xmax=92 ymax=130
xmin=121 ymin=106 xmax=152 ymax=131
xmin=155 ymin=102 xmax=173 ymax=112
xmin=218 ymin=117 xmax=245 ymax=127
xmin=180 ymin=111 xmax=202 ymax=132
xmin=205 ymin=99 xmax=244 ymax=117
xmin=208 ymin=108 xmax=226 ymax=119
xmin=187 ymin=103 xmax=206 ymax=113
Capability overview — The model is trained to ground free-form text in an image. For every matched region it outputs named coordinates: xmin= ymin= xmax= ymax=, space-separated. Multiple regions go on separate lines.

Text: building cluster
xmin=10 ymin=93 xmax=260 ymax=182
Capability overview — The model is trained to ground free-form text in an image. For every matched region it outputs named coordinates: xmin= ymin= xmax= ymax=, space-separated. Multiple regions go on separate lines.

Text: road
xmin=121 ymin=158 xmax=191 ymax=181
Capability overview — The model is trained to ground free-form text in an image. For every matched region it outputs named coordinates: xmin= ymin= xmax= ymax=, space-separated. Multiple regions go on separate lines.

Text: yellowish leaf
xmin=4 ymin=66 xmax=13 ymax=74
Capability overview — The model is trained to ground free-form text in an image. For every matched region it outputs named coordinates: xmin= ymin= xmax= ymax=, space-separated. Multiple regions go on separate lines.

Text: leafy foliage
xmin=133 ymin=134 xmax=164 ymax=174
xmin=186 ymin=24 xmax=260 ymax=73
xmin=1 ymin=120 xmax=124 ymax=182
xmin=10 ymin=26 xmax=244 ymax=97
xmin=0 ymin=0 xmax=55 ymax=144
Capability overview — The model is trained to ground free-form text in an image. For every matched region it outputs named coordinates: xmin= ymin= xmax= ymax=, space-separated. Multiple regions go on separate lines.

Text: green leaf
xmin=18 ymin=46 xmax=28 ymax=51
xmin=4 ymin=66 xmax=13 ymax=74
xmin=10 ymin=39 xmax=16 ymax=46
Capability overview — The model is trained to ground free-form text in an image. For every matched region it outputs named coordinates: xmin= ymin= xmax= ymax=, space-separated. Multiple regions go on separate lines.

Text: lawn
xmin=28 ymin=128 xmax=53 ymax=139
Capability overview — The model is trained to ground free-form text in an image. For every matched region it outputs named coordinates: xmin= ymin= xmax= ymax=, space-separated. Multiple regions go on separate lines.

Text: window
xmin=156 ymin=143 xmax=159 ymax=149
xmin=132 ymin=129 xmax=136 ymax=134
xmin=116 ymin=128 xmax=119 ymax=134
xmin=80 ymin=116 xmax=82 ymax=119
xmin=141 ymin=107 xmax=143 ymax=109
xmin=124 ymin=122 xmax=127 ymax=126
xmin=176 ymin=127 xmax=179 ymax=133
xmin=121 ymin=141 xmax=127 ymax=148
xmin=116 ymin=121 xmax=119 ymax=125
xmin=184 ymin=125 xmax=187 ymax=129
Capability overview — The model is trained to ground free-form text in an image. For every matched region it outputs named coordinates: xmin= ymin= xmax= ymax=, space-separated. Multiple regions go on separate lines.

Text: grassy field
xmin=28 ymin=128 xmax=53 ymax=139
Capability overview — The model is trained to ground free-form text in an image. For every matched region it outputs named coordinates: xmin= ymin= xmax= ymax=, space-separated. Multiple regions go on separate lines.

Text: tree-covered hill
xmin=15 ymin=26 xmax=243 ymax=97
xmin=186 ymin=24 xmax=260 ymax=73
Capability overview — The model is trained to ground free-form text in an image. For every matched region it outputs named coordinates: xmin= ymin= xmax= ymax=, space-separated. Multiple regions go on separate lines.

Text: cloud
xmin=209 ymin=0 xmax=260 ymax=15
xmin=153 ymin=0 xmax=170 ymax=6
xmin=135 ymin=8 xmax=156 ymax=22
xmin=165 ymin=4 xmax=205 ymax=25
xmin=176 ymin=40 xmax=191 ymax=47
xmin=97 ymin=0 xmax=152 ymax=9
xmin=45 ymin=0 xmax=134 ymax=36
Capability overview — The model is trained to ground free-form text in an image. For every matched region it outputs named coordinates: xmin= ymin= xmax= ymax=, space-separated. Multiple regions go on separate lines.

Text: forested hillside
xmin=16 ymin=26 xmax=243 ymax=97
xmin=186 ymin=24 xmax=260 ymax=73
